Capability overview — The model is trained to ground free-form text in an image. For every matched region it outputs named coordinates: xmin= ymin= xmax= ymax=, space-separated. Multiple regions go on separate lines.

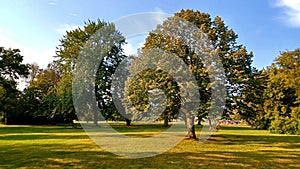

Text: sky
xmin=0 ymin=0 xmax=300 ymax=70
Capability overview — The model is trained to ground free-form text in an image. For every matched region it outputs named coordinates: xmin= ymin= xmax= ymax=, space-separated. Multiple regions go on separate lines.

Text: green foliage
xmin=23 ymin=65 xmax=62 ymax=124
xmin=0 ymin=47 xmax=29 ymax=81
xmin=56 ymin=20 xmax=126 ymax=125
xmin=173 ymin=10 xmax=253 ymax=117
xmin=0 ymin=47 xmax=29 ymax=124
xmin=263 ymin=49 xmax=300 ymax=134
xmin=239 ymin=70 xmax=269 ymax=129
xmin=143 ymin=9 xmax=253 ymax=120
xmin=125 ymin=68 xmax=180 ymax=124
xmin=55 ymin=20 xmax=107 ymax=73
xmin=241 ymin=49 xmax=300 ymax=134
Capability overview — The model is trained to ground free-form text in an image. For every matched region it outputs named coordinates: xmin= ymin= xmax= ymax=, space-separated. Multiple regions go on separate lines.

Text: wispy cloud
xmin=0 ymin=35 xmax=55 ymax=69
xmin=55 ymin=24 xmax=82 ymax=35
xmin=48 ymin=0 xmax=57 ymax=6
xmin=69 ymin=13 xmax=78 ymax=17
xmin=48 ymin=2 xmax=56 ymax=6
xmin=275 ymin=0 xmax=300 ymax=27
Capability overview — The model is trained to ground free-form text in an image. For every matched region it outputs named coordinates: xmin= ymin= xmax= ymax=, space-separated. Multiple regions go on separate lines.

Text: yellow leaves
xmin=0 ymin=85 xmax=6 ymax=99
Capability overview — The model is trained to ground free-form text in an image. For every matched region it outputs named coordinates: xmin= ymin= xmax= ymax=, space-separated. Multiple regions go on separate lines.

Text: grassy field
xmin=0 ymin=123 xmax=299 ymax=169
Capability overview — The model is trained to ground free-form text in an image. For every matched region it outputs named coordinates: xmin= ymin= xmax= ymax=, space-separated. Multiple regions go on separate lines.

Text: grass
xmin=0 ymin=123 xmax=299 ymax=169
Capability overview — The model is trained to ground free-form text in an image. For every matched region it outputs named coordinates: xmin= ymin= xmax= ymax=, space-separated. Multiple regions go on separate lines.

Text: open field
xmin=0 ymin=124 xmax=299 ymax=169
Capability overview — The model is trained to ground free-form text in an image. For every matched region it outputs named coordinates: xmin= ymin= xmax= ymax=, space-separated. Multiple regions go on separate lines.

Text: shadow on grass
xmin=0 ymin=134 xmax=88 ymax=140
xmin=0 ymin=125 xmax=299 ymax=169
xmin=209 ymin=134 xmax=300 ymax=144
xmin=0 ymin=126 xmax=84 ymax=134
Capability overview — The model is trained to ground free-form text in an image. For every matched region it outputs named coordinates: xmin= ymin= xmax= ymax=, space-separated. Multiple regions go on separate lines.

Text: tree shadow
xmin=0 ymin=126 xmax=299 ymax=169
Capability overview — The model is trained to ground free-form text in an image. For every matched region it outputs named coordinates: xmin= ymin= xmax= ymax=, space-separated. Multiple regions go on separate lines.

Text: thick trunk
xmin=163 ymin=116 xmax=169 ymax=127
xmin=197 ymin=116 xmax=202 ymax=125
xmin=125 ymin=119 xmax=131 ymax=126
xmin=186 ymin=115 xmax=196 ymax=139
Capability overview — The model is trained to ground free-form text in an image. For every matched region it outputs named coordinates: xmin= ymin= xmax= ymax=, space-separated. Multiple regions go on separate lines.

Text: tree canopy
xmin=0 ymin=47 xmax=30 ymax=124
xmin=125 ymin=9 xmax=253 ymax=138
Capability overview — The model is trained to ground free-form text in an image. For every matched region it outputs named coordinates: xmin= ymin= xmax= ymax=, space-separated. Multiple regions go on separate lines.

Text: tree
xmin=55 ymin=20 xmax=126 ymax=125
xmin=263 ymin=49 xmax=300 ymax=134
xmin=239 ymin=69 xmax=269 ymax=129
xmin=240 ymin=49 xmax=300 ymax=134
xmin=0 ymin=47 xmax=29 ymax=81
xmin=0 ymin=47 xmax=29 ymax=124
xmin=23 ymin=64 xmax=61 ymax=124
xmin=133 ymin=9 xmax=253 ymax=139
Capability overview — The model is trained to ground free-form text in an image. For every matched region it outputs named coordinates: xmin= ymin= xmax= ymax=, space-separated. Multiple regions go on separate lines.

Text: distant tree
xmin=0 ymin=47 xmax=29 ymax=81
xmin=23 ymin=64 xmax=61 ymax=124
xmin=25 ymin=63 xmax=41 ymax=85
xmin=239 ymin=69 xmax=269 ymax=129
xmin=263 ymin=49 xmax=300 ymax=134
xmin=0 ymin=47 xmax=29 ymax=124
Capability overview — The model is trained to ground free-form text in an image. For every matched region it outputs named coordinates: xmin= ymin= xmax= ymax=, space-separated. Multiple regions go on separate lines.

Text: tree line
xmin=0 ymin=9 xmax=299 ymax=136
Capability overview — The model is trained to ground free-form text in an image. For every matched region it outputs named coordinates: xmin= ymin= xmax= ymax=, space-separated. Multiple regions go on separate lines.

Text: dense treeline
xmin=239 ymin=49 xmax=300 ymax=134
xmin=0 ymin=9 xmax=299 ymax=135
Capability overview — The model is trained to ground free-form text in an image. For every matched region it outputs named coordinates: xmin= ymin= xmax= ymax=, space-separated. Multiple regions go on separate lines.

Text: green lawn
xmin=0 ymin=124 xmax=299 ymax=169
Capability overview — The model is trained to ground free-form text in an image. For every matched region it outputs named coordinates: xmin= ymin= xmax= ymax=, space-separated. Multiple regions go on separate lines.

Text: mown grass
xmin=0 ymin=124 xmax=299 ymax=169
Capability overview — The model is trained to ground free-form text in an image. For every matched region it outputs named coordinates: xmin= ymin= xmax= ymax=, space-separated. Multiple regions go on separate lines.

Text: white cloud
xmin=275 ymin=0 xmax=300 ymax=27
xmin=123 ymin=43 xmax=135 ymax=56
xmin=0 ymin=35 xmax=55 ymax=69
xmin=55 ymin=24 xmax=82 ymax=35
xmin=123 ymin=39 xmax=145 ymax=56
xmin=48 ymin=2 xmax=56 ymax=6
xmin=48 ymin=0 xmax=57 ymax=6
xmin=0 ymin=31 xmax=56 ymax=90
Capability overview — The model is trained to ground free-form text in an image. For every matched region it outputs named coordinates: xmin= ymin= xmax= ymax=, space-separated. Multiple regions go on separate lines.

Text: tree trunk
xmin=4 ymin=112 xmax=7 ymax=125
xmin=197 ymin=116 xmax=202 ymax=125
xmin=93 ymin=112 xmax=98 ymax=126
xmin=163 ymin=116 xmax=169 ymax=127
xmin=125 ymin=118 xmax=131 ymax=126
xmin=186 ymin=115 xmax=196 ymax=139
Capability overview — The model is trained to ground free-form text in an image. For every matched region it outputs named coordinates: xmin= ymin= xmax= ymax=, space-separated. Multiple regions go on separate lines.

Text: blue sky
xmin=0 ymin=0 xmax=299 ymax=69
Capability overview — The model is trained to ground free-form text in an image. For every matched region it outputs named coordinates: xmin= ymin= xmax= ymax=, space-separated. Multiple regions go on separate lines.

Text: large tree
xmin=128 ymin=9 xmax=253 ymax=138
xmin=55 ymin=20 xmax=126 ymax=125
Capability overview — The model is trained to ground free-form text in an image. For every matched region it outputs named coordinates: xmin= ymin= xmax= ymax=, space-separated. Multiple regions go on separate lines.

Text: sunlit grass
xmin=0 ymin=124 xmax=299 ymax=168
